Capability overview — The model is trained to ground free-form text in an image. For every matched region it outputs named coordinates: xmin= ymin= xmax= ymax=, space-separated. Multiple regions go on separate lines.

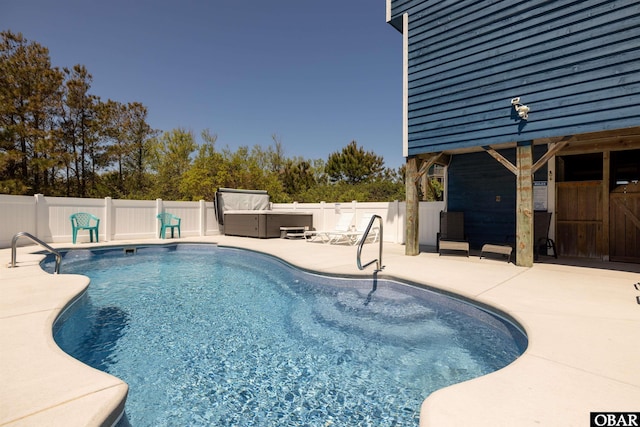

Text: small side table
xmin=280 ymin=226 xmax=307 ymax=239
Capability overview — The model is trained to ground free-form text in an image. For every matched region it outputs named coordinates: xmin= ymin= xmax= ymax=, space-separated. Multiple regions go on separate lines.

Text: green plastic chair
xmin=70 ymin=212 xmax=100 ymax=244
xmin=157 ymin=212 xmax=181 ymax=239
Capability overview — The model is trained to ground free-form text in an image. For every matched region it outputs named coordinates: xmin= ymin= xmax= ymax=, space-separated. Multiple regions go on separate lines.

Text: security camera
xmin=511 ymin=97 xmax=521 ymax=105
xmin=516 ymin=105 xmax=530 ymax=120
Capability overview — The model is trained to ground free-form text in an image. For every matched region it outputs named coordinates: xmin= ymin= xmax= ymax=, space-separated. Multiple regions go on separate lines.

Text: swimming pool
xmin=50 ymin=244 xmax=527 ymax=426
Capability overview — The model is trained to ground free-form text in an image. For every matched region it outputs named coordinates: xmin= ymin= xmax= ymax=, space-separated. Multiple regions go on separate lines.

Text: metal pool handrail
xmin=10 ymin=231 xmax=62 ymax=274
xmin=356 ymin=215 xmax=384 ymax=272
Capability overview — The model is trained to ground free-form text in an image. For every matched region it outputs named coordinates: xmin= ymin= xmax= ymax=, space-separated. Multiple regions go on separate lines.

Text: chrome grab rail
xmin=10 ymin=232 xmax=62 ymax=274
xmin=357 ymin=215 xmax=384 ymax=272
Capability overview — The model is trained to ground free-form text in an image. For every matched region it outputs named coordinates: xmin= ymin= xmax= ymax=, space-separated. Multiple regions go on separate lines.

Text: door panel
xmin=556 ymin=181 xmax=603 ymax=258
xmin=610 ymin=182 xmax=640 ymax=262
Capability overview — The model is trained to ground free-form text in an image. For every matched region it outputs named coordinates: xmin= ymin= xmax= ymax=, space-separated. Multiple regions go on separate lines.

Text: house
xmin=386 ymin=0 xmax=640 ymax=265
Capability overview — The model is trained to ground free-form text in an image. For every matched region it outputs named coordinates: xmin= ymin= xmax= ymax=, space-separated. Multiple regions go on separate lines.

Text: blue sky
xmin=4 ymin=0 xmax=405 ymax=169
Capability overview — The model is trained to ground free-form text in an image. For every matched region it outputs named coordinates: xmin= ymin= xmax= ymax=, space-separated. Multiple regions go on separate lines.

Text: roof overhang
xmin=386 ymin=0 xmax=403 ymax=32
xmin=412 ymin=126 xmax=640 ymax=161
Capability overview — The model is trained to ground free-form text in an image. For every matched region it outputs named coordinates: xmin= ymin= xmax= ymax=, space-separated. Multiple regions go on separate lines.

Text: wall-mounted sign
xmin=534 ymin=181 xmax=548 ymax=211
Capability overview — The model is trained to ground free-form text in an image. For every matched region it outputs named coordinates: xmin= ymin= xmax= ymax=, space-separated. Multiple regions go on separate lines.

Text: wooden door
xmin=556 ymin=181 xmax=603 ymax=258
xmin=610 ymin=182 xmax=640 ymax=262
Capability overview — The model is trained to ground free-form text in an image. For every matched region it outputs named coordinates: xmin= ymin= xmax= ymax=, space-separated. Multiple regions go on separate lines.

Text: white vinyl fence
xmin=0 ymin=194 xmax=445 ymax=249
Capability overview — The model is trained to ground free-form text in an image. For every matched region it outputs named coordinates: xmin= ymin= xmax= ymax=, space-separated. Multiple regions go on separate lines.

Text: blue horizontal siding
xmin=447 ymin=146 xmax=548 ymax=249
xmin=448 ymin=150 xmax=517 ymax=250
xmin=389 ymin=0 xmax=640 ymax=155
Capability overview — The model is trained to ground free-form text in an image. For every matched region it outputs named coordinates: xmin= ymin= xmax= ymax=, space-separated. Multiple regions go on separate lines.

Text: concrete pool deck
xmin=1 ymin=236 xmax=639 ymax=426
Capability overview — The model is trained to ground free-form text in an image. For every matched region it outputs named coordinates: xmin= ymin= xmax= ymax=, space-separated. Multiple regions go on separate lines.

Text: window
xmin=611 ymin=149 xmax=640 ymax=187
xmin=556 ymin=153 xmax=602 ymax=182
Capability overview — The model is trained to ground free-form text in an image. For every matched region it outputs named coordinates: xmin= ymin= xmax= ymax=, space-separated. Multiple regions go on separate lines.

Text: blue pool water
xmin=50 ymin=244 xmax=526 ymax=426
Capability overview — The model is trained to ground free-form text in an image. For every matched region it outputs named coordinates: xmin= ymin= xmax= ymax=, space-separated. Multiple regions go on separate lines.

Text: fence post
xmin=320 ymin=201 xmax=326 ymax=231
xmin=156 ymin=199 xmax=163 ymax=238
xmin=104 ymin=197 xmax=112 ymax=242
xmin=199 ymin=200 xmax=206 ymax=236
xmin=351 ymin=200 xmax=357 ymax=218
xmin=34 ymin=194 xmax=47 ymax=241
xmin=393 ymin=199 xmax=400 ymax=243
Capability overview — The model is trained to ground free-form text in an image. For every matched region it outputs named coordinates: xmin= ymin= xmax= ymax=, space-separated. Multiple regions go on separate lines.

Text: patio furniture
xmin=534 ymin=211 xmax=557 ymax=260
xmin=330 ymin=213 xmax=379 ymax=245
xmin=280 ymin=226 xmax=308 ymax=239
xmin=70 ymin=212 xmax=100 ymax=244
xmin=438 ymin=211 xmax=469 ymax=256
xmin=304 ymin=212 xmax=354 ymax=243
xmin=223 ymin=211 xmax=313 ymax=238
xmin=480 ymin=243 xmax=513 ymax=263
xmin=214 ymin=188 xmax=312 ymax=238
xmin=157 ymin=213 xmax=181 ymax=239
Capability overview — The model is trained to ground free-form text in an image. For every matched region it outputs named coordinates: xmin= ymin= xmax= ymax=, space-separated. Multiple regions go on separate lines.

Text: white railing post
xmin=199 ymin=200 xmax=206 ymax=236
xmin=104 ymin=197 xmax=112 ymax=242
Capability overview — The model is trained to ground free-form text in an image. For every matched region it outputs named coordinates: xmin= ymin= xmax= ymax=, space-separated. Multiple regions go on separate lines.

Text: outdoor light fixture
xmin=511 ymin=97 xmax=530 ymax=120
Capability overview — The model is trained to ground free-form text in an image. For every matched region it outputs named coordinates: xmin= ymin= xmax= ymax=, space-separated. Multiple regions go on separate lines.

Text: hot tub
xmin=223 ymin=210 xmax=313 ymax=238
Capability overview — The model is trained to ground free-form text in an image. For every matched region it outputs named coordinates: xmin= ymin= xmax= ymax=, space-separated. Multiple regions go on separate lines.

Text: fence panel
xmin=0 ymin=195 xmax=445 ymax=248
xmin=205 ymin=203 xmax=219 ymax=235
xmin=420 ymin=201 xmax=446 ymax=246
xmin=0 ymin=195 xmax=37 ymax=247
xmin=354 ymin=201 xmax=400 ymax=243
xmin=272 ymin=202 xmax=329 ymax=235
xmin=112 ymin=199 xmax=158 ymax=240
xmin=162 ymin=201 xmax=203 ymax=238
xmin=46 ymin=197 xmax=105 ymax=243
xmin=272 ymin=200 xmax=443 ymax=245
